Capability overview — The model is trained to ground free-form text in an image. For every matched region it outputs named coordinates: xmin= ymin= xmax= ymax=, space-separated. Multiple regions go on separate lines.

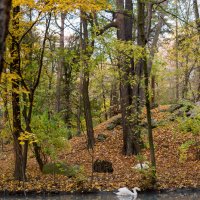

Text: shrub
xmin=178 ymin=117 xmax=200 ymax=135
xmin=31 ymin=112 xmax=70 ymax=160
xmin=43 ymin=162 xmax=82 ymax=178
xmin=178 ymin=140 xmax=195 ymax=162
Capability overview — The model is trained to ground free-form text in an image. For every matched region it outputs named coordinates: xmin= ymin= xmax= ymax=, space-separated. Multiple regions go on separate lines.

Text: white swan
xmin=115 ymin=187 xmax=141 ymax=198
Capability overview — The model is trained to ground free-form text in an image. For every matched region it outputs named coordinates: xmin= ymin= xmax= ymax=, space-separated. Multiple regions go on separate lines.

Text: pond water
xmin=1 ymin=190 xmax=200 ymax=200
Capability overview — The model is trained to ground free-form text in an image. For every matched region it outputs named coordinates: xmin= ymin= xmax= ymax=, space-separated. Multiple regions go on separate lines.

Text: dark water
xmin=1 ymin=190 xmax=200 ymax=200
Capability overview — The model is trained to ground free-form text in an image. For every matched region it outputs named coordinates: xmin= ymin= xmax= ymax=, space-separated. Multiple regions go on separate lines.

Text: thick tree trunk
xmin=116 ymin=0 xmax=141 ymax=155
xmin=117 ymin=0 xmax=131 ymax=155
xmin=10 ymin=6 xmax=26 ymax=181
xmin=0 ymin=0 xmax=12 ymax=80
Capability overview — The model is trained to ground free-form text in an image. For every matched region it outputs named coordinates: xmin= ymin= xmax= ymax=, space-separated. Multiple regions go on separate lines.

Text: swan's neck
xmin=132 ymin=188 xmax=137 ymax=195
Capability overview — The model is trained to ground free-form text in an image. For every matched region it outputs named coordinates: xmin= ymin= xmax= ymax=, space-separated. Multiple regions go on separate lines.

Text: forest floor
xmin=0 ymin=105 xmax=200 ymax=194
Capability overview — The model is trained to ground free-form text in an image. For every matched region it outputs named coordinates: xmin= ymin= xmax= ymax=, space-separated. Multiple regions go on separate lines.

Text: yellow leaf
xmin=20 ymin=141 xmax=25 ymax=145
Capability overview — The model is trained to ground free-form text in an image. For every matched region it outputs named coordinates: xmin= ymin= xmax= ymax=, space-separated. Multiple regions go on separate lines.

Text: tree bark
xmin=81 ymin=11 xmax=95 ymax=149
xmin=77 ymin=20 xmax=83 ymax=136
xmin=147 ymin=1 xmax=167 ymax=104
xmin=55 ymin=13 xmax=66 ymax=113
xmin=82 ymin=69 xmax=95 ymax=148
xmin=100 ymin=63 xmax=108 ymax=120
xmin=193 ymin=0 xmax=200 ymax=101
xmin=116 ymin=0 xmax=141 ymax=155
xmin=63 ymin=61 xmax=72 ymax=127
xmin=110 ymin=80 xmax=119 ymax=117
xmin=0 ymin=0 xmax=12 ymax=80
xmin=182 ymin=56 xmax=189 ymax=99
xmin=137 ymin=0 xmax=156 ymax=183
xmin=10 ymin=6 xmax=26 ymax=181
xmin=193 ymin=0 xmax=200 ymax=33
xmin=175 ymin=0 xmax=179 ymax=101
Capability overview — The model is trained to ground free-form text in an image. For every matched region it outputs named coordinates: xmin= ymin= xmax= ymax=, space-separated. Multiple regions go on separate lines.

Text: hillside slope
xmin=63 ymin=105 xmax=200 ymax=191
xmin=0 ymin=105 xmax=200 ymax=193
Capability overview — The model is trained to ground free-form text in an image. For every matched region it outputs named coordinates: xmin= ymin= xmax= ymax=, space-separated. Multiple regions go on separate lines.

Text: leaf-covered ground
xmin=0 ymin=105 xmax=200 ymax=193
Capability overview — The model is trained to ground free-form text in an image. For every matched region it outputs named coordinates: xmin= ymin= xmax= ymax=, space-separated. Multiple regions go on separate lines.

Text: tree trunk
xmin=175 ymin=0 xmax=179 ymax=101
xmin=63 ymin=61 xmax=72 ymax=127
xmin=81 ymin=11 xmax=95 ymax=149
xmin=22 ymin=92 xmax=34 ymax=173
xmin=110 ymin=80 xmax=119 ymax=117
xmin=10 ymin=6 xmax=26 ymax=181
xmin=138 ymin=0 xmax=156 ymax=184
xmin=55 ymin=13 xmax=66 ymax=113
xmin=77 ymin=90 xmax=82 ymax=136
xmin=76 ymin=20 xmax=83 ymax=136
xmin=147 ymin=1 xmax=166 ymax=104
xmin=21 ymin=14 xmax=51 ymax=172
xmin=193 ymin=0 xmax=200 ymax=33
xmin=193 ymin=0 xmax=200 ymax=101
xmin=182 ymin=56 xmax=189 ymax=99
xmin=116 ymin=0 xmax=141 ymax=155
xmin=102 ymin=87 xmax=108 ymax=120
xmin=33 ymin=142 xmax=44 ymax=171
xmin=0 ymin=0 xmax=12 ymax=80
xmin=151 ymin=76 xmax=156 ymax=105
xmin=82 ymin=70 xmax=95 ymax=148
xmin=100 ymin=63 xmax=108 ymax=120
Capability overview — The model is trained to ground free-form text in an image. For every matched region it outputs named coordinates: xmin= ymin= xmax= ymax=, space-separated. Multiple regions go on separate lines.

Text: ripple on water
xmin=1 ymin=190 xmax=200 ymax=200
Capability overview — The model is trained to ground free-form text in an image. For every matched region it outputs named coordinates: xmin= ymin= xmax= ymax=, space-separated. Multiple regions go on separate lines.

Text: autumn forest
xmin=0 ymin=0 xmax=200 ymax=196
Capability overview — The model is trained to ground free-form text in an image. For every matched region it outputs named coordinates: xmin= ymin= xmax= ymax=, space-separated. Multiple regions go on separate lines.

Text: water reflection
xmin=1 ymin=190 xmax=200 ymax=200
xmin=116 ymin=195 xmax=137 ymax=200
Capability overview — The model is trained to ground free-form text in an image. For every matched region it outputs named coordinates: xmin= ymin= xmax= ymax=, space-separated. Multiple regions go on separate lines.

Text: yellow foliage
xmin=18 ymin=131 xmax=38 ymax=145
xmin=12 ymin=0 xmax=111 ymax=12
xmin=12 ymin=0 xmax=36 ymax=8
xmin=53 ymin=0 xmax=111 ymax=12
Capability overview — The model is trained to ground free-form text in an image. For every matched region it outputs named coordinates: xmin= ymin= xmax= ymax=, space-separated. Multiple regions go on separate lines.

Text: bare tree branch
xmin=96 ymin=21 xmax=118 ymax=36
xmin=33 ymin=13 xmax=51 ymax=91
